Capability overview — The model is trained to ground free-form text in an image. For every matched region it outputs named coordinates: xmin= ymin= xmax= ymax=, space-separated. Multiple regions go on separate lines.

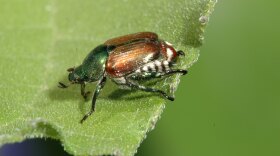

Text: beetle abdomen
xmin=105 ymin=41 xmax=161 ymax=78
xmin=136 ymin=60 xmax=172 ymax=73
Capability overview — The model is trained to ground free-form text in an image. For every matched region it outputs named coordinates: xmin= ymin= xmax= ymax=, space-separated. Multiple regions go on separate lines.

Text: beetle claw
xmin=182 ymin=70 xmax=188 ymax=75
xmin=168 ymin=96 xmax=175 ymax=101
xmin=58 ymin=82 xmax=68 ymax=88
xmin=80 ymin=110 xmax=94 ymax=124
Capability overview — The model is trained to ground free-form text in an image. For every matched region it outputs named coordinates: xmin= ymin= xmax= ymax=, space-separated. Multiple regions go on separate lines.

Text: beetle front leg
xmin=124 ymin=78 xmax=174 ymax=101
xmin=80 ymin=76 xmax=107 ymax=124
xmin=81 ymin=83 xmax=90 ymax=100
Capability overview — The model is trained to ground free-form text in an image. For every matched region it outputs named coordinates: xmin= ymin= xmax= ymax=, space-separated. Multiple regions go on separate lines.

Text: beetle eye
xmin=67 ymin=67 xmax=75 ymax=72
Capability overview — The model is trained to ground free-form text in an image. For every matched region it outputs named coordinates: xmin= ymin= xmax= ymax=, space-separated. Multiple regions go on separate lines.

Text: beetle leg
xmin=129 ymin=69 xmax=188 ymax=81
xmin=164 ymin=69 xmax=188 ymax=76
xmin=146 ymin=69 xmax=187 ymax=79
xmin=124 ymin=78 xmax=174 ymax=101
xmin=137 ymin=69 xmax=187 ymax=79
xmin=81 ymin=83 xmax=90 ymax=100
xmin=80 ymin=76 xmax=107 ymax=124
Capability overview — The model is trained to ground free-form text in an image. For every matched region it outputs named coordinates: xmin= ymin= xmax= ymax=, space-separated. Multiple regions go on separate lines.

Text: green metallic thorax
xmin=71 ymin=44 xmax=109 ymax=83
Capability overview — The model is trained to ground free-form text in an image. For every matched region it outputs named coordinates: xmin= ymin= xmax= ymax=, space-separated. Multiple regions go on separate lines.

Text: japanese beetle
xmin=58 ymin=32 xmax=187 ymax=123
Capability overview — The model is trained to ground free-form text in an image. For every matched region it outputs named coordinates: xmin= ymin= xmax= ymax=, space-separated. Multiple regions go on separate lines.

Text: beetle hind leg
xmin=165 ymin=69 xmax=188 ymax=76
xmin=123 ymin=78 xmax=174 ymax=101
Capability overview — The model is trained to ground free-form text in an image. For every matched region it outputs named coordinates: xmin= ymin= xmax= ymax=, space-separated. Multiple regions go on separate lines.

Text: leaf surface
xmin=0 ymin=0 xmax=216 ymax=155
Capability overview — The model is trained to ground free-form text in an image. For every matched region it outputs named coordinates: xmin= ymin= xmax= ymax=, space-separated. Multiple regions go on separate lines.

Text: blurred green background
xmin=1 ymin=0 xmax=280 ymax=156
xmin=138 ymin=0 xmax=280 ymax=156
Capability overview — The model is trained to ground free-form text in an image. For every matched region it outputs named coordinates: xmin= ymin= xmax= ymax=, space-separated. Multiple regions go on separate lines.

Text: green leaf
xmin=0 ymin=0 xmax=216 ymax=155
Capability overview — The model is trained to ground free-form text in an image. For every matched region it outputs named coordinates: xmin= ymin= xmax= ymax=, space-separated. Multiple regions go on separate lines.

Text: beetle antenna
xmin=58 ymin=82 xmax=69 ymax=88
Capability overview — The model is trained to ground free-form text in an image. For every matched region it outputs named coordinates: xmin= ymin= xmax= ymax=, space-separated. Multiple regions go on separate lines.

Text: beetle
xmin=58 ymin=32 xmax=187 ymax=123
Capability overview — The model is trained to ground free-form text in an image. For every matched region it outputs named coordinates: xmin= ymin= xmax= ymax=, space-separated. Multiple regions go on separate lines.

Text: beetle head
xmin=67 ymin=66 xmax=83 ymax=83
